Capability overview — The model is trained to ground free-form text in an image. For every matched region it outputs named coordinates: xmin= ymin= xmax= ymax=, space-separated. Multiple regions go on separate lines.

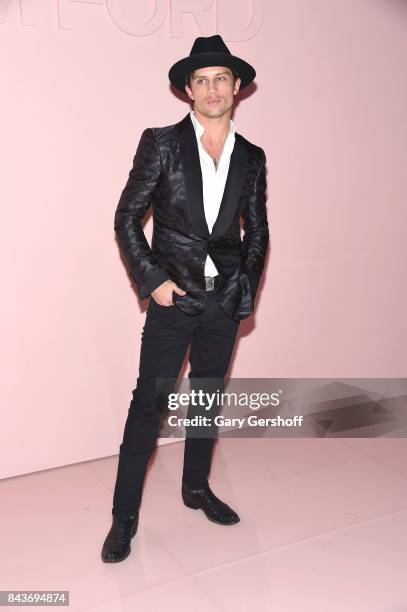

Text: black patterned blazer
xmin=114 ymin=112 xmax=269 ymax=321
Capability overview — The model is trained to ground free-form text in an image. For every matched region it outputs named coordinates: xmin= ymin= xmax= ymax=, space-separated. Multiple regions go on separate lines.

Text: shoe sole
xmin=183 ymin=497 xmax=240 ymax=525
xmin=101 ymin=547 xmax=131 ymax=563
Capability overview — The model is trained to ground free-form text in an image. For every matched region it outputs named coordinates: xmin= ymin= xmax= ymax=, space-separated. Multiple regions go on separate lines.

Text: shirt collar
xmin=189 ymin=110 xmax=236 ymax=137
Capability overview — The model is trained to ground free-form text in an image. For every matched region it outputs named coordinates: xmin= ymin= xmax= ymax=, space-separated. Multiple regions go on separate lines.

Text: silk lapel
xmin=211 ymin=134 xmax=247 ymax=239
xmin=177 ymin=113 xmax=208 ymax=238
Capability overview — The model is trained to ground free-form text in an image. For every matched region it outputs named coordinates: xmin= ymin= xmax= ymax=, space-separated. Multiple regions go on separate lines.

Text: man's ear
xmin=185 ymin=84 xmax=194 ymax=100
xmin=234 ymin=77 xmax=242 ymax=95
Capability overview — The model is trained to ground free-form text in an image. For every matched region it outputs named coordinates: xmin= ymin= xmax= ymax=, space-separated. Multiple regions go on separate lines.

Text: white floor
xmin=2 ymin=438 xmax=407 ymax=611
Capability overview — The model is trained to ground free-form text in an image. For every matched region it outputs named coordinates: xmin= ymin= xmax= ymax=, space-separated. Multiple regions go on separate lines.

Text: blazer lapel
xmin=211 ymin=134 xmax=247 ymax=239
xmin=177 ymin=113 xmax=248 ymax=240
xmin=177 ymin=113 xmax=209 ymax=238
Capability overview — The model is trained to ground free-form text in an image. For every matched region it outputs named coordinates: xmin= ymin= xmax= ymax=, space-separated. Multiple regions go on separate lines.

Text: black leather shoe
xmin=101 ymin=511 xmax=139 ymax=563
xmin=182 ymin=484 xmax=240 ymax=525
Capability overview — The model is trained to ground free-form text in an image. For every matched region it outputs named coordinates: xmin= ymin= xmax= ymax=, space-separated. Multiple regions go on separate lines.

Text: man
xmin=101 ymin=34 xmax=269 ymax=563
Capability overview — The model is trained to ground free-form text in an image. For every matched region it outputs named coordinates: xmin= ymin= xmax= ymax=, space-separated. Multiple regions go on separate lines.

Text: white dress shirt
xmin=189 ymin=110 xmax=236 ymax=278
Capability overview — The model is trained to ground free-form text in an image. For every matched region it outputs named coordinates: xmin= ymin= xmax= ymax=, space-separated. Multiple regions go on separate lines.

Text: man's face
xmin=185 ymin=66 xmax=241 ymax=119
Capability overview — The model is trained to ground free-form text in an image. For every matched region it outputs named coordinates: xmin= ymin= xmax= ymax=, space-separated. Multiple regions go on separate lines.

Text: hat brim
xmin=168 ymin=52 xmax=256 ymax=93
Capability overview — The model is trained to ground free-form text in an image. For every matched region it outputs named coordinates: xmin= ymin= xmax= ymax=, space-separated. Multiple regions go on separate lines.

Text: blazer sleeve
xmin=114 ymin=128 xmax=170 ymax=299
xmin=240 ymin=148 xmax=269 ymax=302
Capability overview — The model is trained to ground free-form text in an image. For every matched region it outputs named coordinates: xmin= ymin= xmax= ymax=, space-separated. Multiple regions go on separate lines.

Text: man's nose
xmin=207 ymin=79 xmax=219 ymax=94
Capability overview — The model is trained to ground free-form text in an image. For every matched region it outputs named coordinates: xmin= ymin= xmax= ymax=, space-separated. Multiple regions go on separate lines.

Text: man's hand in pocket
xmin=151 ymin=280 xmax=186 ymax=306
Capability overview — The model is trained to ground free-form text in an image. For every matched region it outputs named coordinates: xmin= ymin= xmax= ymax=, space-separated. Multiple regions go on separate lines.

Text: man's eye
xmin=196 ymin=77 xmax=226 ymax=84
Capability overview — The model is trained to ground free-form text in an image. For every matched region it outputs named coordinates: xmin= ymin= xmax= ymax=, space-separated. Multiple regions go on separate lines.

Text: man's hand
xmin=151 ymin=280 xmax=186 ymax=306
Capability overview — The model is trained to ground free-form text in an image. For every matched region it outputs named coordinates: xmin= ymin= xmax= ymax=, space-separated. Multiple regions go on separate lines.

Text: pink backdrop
xmin=1 ymin=0 xmax=406 ymax=478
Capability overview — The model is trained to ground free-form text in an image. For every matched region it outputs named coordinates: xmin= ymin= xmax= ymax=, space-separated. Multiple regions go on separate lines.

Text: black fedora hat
xmin=168 ymin=34 xmax=256 ymax=93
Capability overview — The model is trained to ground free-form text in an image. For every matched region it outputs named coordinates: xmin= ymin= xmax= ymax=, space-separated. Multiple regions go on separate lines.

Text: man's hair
xmin=185 ymin=67 xmax=240 ymax=89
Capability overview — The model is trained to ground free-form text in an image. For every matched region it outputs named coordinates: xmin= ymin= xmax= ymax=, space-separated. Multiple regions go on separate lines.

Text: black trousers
xmin=112 ymin=283 xmax=240 ymax=515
